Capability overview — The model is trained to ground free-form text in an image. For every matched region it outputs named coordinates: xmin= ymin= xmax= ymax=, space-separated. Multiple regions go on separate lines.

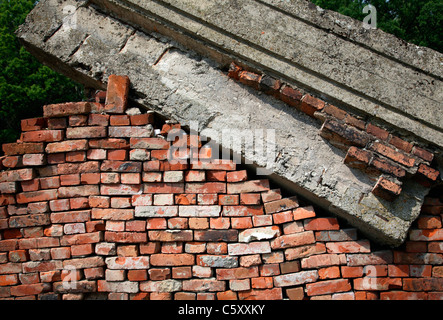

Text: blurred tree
xmin=310 ymin=0 xmax=443 ymax=53
xmin=0 ymin=0 xmax=83 ymax=148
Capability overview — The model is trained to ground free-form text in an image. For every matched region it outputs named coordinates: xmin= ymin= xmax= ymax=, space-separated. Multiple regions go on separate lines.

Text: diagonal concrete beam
xmin=16 ymin=0 xmax=437 ymax=246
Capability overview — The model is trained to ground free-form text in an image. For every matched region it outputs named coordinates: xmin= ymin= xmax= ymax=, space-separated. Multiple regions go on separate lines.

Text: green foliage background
xmin=0 ymin=0 xmax=441 ymax=149
xmin=0 ymin=0 xmax=83 ymax=148
xmin=310 ymin=0 xmax=443 ymax=53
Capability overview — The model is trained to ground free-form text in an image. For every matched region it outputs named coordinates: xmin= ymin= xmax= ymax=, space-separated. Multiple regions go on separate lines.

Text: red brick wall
xmin=0 ymin=75 xmax=442 ymax=300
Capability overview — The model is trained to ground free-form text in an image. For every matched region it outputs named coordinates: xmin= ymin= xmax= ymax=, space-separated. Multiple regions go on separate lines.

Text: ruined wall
xmin=0 ymin=76 xmax=442 ymax=300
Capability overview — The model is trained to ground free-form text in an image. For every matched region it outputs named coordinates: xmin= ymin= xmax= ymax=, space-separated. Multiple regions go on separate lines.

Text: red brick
xmin=323 ymin=104 xmax=347 ymax=120
xmin=130 ymin=113 xmax=154 ymax=126
xmin=185 ymin=182 xmax=226 ymax=194
xmin=417 ymin=216 xmax=442 ymax=229
xmin=272 ymin=211 xmax=293 ymax=224
xmin=91 ymin=208 xmax=134 ymax=220
xmin=417 ymin=163 xmax=440 ymax=181
xmin=144 ymin=183 xmax=184 ymax=194
xmin=2 ymin=142 xmax=44 ymax=155
xmin=238 ymin=70 xmax=262 ymax=89
xmin=270 ymin=231 xmax=315 ymax=250
xmin=46 ymin=139 xmax=89 ymax=153
xmin=341 ymin=266 xmax=363 ymax=278
xmin=47 ymin=117 xmax=67 ymax=129
xmin=344 ymin=146 xmax=372 ymax=169
xmin=105 ymin=231 xmax=147 ymax=243
xmin=104 ymin=75 xmax=130 ymax=114
xmin=279 ymin=85 xmax=303 ymax=108
xmin=216 ymin=266 xmax=259 ymax=280
xmin=101 ymin=160 xmax=141 ymax=173
xmin=21 ymin=130 xmax=64 ymax=142
xmin=300 ymin=94 xmax=325 ymax=117
xmin=304 ymin=218 xmax=340 ymax=231
xmin=66 ymin=126 xmax=107 ymax=139
xmin=366 ymin=123 xmax=389 ymax=140
xmin=388 ymin=135 xmax=413 ymax=153
xmin=326 ymin=240 xmax=371 ymax=253
xmin=380 ymin=291 xmax=427 ymax=300
xmin=227 ymin=179 xmax=270 ymax=194
xmin=130 ymin=137 xmax=170 ymax=149
xmin=88 ymin=113 xmax=109 ymax=126
xmin=89 ymin=138 xmax=129 ymax=149
xmin=148 ymin=230 xmax=192 ymax=242
xmin=68 ymin=114 xmax=91 ymax=127
xmin=21 ymin=118 xmax=47 ymax=132
xmin=370 ymin=156 xmax=406 ymax=178
xmin=258 ymin=190 xmax=280 ymax=204
xmin=150 ymin=253 xmax=195 ymax=266
xmin=264 ymin=196 xmax=299 ymax=214
xmin=226 ymin=170 xmax=247 ymax=182
xmin=301 ymin=253 xmax=347 ymax=269
xmin=16 ymin=189 xmax=58 ymax=204
xmin=370 ymin=142 xmax=415 ymax=167
xmin=412 ymin=146 xmax=434 ymax=162
xmin=227 ymin=62 xmax=242 ymax=80
xmin=293 ymin=206 xmax=316 ymax=221
xmin=306 ymin=279 xmax=351 ymax=296
xmin=320 ymin=119 xmax=369 ymax=149
xmin=372 ymin=177 xmax=402 ymax=201
xmin=10 ymin=283 xmax=51 ymax=297
xmin=58 ymin=185 xmax=99 ymax=198
xmin=237 ymin=288 xmax=282 ymax=300
xmin=43 ymin=102 xmax=91 ymax=118
xmin=110 ymin=115 xmax=130 ymax=126
xmin=222 ymin=205 xmax=264 ymax=216
xmin=190 ymin=160 xmax=236 ymax=171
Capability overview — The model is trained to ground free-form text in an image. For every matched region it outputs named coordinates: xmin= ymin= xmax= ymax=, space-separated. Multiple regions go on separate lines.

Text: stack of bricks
xmin=228 ymin=63 xmax=440 ymax=202
xmin=0 ymin=75 xmax=442 ymax=300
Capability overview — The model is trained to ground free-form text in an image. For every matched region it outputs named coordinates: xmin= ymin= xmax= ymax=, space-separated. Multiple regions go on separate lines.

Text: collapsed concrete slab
xmin=16 ymin=0 xmax=442 ymax=246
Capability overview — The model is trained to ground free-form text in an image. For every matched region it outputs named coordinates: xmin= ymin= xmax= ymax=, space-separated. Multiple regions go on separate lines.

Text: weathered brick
xmin=196 ymin=255 xmax=238 ymax=268
xmin=273 ymin=270 xmax=318 ymax=287
xmin=304 ymin=218 xmax=340 ymax=231
xmin=0 ymin=168 xmax=35 ymax=182
xmin=43 ymin=102 xmax=91 ymax=118
xmin=344 ymin=146 xmax=373 ymax=169
xmin=417 ymin=163 xmax=440 ymax=181
xmin=16 ymin=189 xmax=58 ymax=204
xmin=130 ymin=137 xmax=169 ymax=149
xmin=370 ymin=142 xmax=415 ymax=167
xmin=21 ymin=117 xmax=47 ymax=132
xmin=2 ymin=142 xmax=44 ymax=155
xmin=222 ymin=206 xmax=264 ymax=216
xmin=366 ymin=124 xmax=389 ymax=140
xmin=46 ymin=139 xmax=89 ymax=153
xmin=301 ymin=253 xmax=347 ymax=269
xmin=216 ymin=266 xmax=259 ymax=280
xmin=144 ymin=183 xmax=185 ymax=194
xmin=228 ymin=242 xmax=271 ymax=255
xmin=320 ymin=119 xmax=370 ymax=149
xmin=270 ymin=231 xmax=315 ymax=250
xmin=372 ymin=177 xmax=402 ymax=201
xmin=185 ymin=182 xmax=226 ymax=194
xmin=66 ymin=126 xmax=107 ymax=139
xmin=21 ymin=130 xmax=64 ymax=143
xmin=183 ymin=279 xmax=226 ymax=292
xmin=347 ymin=251 xmax=393 ymax=266
xmin=58 ymin=185 xmax=99 ymax=198
xmin=148 ymin=230 xmax=192 ymax=242
xmin=326 ymin=240 xmax=371 ymax=253
xmin=237 ymin=288 xmax=282 ymax=300
xmin=179 ymin=205 xmax=221 ymax=217
xmin=135 ymin=206 xmax=178 ymax=218
xmin=10 ymin=283 xmax=51 ymax=297
xmin=227 ymin=180 xmax=270 ymax=194
xmin=139 ymin=279 xmax=182 ymax=293
xmin=306 ymin=279 xmax=351 ymax=296
xmin=9 ymin=214 xmax=50 ymax=228
xmin=105 ymin=256 xmax=150 ymax=269
xmin=194 ymin=230 xmax=238 ymax=242
xmin=150 ymin=254 xmax=195 ymax=266
xmin=104 ymin=75 xmax=130 ymax=114
xmin=370 ymin=156 xmax=406 ymax=178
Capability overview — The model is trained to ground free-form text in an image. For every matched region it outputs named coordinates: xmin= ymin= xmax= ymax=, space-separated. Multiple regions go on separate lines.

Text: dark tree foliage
xmin=0 ymin=0 xmax=83 ymax=148
xmin=310 ymin=0 xmax=443 ymax=53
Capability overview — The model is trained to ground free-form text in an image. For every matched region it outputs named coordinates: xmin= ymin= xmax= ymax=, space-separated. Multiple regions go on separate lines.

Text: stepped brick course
xmin=228 ymin=63 xmax=440 ymax=202
xmin=0 ymin=75 xmax=442 ymax=300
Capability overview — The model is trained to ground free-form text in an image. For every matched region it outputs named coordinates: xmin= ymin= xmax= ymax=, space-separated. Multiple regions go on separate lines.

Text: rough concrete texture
xmin=15 ymin=0 xmax=436 ymax=246
xmin=86 ymin=0 xmax=443 ymax=148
